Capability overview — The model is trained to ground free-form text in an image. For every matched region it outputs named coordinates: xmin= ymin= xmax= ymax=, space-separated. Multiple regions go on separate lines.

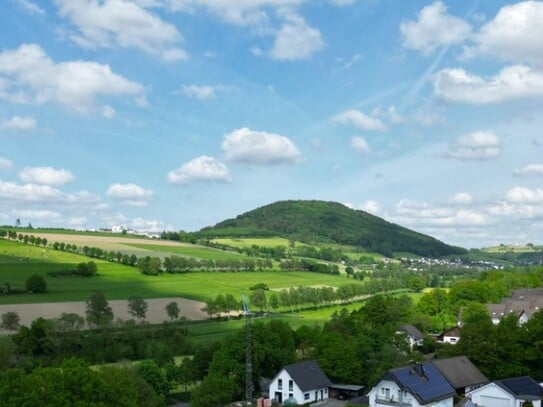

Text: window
xmin=289 ymin=380 xmax=293 ymax=391
xmin=304 ymin=393 xmax=310 ymax=401
xmin=289 ymin=393 xmax=293 ymax=399
xmin=278 ymin=379 xmax=282 ymax=390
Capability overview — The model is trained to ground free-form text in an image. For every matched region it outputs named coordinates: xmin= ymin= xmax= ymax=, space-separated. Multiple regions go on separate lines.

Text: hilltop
xmin=193 ymin=200 xmax=466 ymax=257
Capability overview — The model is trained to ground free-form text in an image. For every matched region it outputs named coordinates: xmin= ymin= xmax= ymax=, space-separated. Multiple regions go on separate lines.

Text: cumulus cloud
xmin=0 ymin=43 xmax=144 ymax=111
xmin=394 ymin=199 xmax=487 ymax=227
xmin=513 ymin=164 xmax=543 ymax=177
xmin=400 ymin=1 xmax=471 ymax=54
xmin=180 ymin=84 xmax=216 ymax=100
xmin=332 ymin=109 xmax=386 ymax=131
xmin=129 ymin=217 xmax=173 ymax=233
xmin=102 ymin=105 xmax=115 ymax=118
xmin=19 ymin=166 xmax=75 ymax=186
xmin=222 ymin=127 xmax=302 ymax=165
xmin=445 ymin=131 xmax=501 ymax=161
xmin=0 ymin=179 xmax=98 ymax=204
xmin=107 ymin=183 xmax=153 ymax=206
xmin=469 ymin=1 xmax=543 ymax=63
xmin=0 ymin=158 xmax=14 ymax=170
xmin=0 ymin=115 xmax=36 ymax=130
xmin=167 ymin=155 xmax=231 ymax=184
xmin=350 ymin=136 xmax=370 ymax=154
xmin=360 ymin=200 xmax=380 ymax=215
xmin=14 ymin=0 xmax=45 ymax=15
xmin=269 ymin=12 xmax=324 ymax=60
xmin=433 ymin=65 xmax=543 ymax=104
xmin=451 ymin=192 xmax=473 ymax=204
xmin=167 ymin=0 xmax=301 ymax=26
xmin=330 ymin=0 xmax=356 ymax=5
xmin=55 ymin=0 xmax=187 ymax=61
xmin=506 ymin=186 xmax=543 ymax=204
xmin=11 ymin=209 xmax=61 ymax=220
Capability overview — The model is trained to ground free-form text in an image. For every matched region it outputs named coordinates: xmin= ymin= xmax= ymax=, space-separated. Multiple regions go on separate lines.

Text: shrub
xmin=25 ymin=274 xmax=47 ymax=293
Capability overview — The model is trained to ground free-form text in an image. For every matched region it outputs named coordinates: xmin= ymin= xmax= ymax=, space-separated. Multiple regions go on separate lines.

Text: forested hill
xmin=195 ymin=200 xmax=466 ymax=257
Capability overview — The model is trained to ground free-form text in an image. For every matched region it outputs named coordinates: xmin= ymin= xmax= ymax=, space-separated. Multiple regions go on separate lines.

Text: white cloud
xmin=350 ymin=136 xmax=369 ymax=154
xmin=330 ymin=0 xmax=356 ymax=6
xmin=106 ymin=183 xmax=153 ymax=206
xmin=0 ymin=158 xmax=14 ymax=170
xmin=68 ymin=216 xmax=87 ymax=227
xmin=360 ymin=200 xmax=380 ymax=215
xmin=269 ymin=12 xmax=324 ymax=60
xmin=19 ymin=166 xmax=75 ymax=186
xmin=0 ymin=115 xmax=36 ymax=130
xmin=505 ymin=186 xmax=543 ymax=204
xmin=513 ymin=164 xmax=543 ymax=177
xmin=400 ymin=1 xmax=471 ymax=55
xmin=433 ymin=65 xmax=543 ymax=104
xmin=14 ymin=0 xmax=45 ymax=15
xmin=55 ymin=0 xmax=187 ymax=61
xmin=167 ymin=155 xmax=231 ymax=184
xmin=11 ymin=209 xmax=61 ymax=220
xmin=129 ymin=217 xmax=173 ymax=233
xmin=470 ymin=1 xmax=543 ymax=63
xmin=332 ymin=109 xmax=386 ymax=131
xmin=222 ymin=127 xmax=302 ymax=165
xmin=445 ymin=131 xmax=501 ymax=161
xmin=0 ymin=180 xmax=98 ymax=204
xmin=0 ymin=43 xmax=144 ymax=111
xmin=102 ymin=105 xmax=115 ymax=118
xmin=181 ymin=84 xmax=216 ymax=100
xmin=451 ymin=192 xmax=473 ymax=205
xmin=393 ymin=199 xmax=487 ymax=227
xmin=167 ymin=0 xmax=301 ymax=26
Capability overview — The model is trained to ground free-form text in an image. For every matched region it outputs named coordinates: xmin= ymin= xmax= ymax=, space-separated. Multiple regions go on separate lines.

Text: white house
xmin=397 ymin=324 xmax=424 ymax=351
xmin=269 ymin=360 xmax=332 ymax=405
xmin=439 ymin=327 xmax=461 ymax=345
xmin=368 ymin=362 xmax=456 ymax=407
xmin=467 ymin=376 xmax=543 ymax=407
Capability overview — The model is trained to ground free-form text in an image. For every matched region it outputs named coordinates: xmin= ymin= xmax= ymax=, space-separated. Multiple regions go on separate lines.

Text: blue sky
xmin=1 ymin=0 xmax=543 ymax=248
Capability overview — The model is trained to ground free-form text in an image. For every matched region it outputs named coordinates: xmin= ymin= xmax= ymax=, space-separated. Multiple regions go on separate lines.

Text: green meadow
xmin=212 ymin=237 xmax=296 ymax=248
xmin=125 ymin=243 xmax=247 ymax=261
xmin=0 ymin=239 xmax=359 ymax=305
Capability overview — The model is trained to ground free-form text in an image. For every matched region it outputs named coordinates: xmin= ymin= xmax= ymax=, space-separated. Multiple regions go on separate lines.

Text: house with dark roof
xmin=430 ymin=356 xmax=488 ymax=395
xmin=397 ymin=324 xmax=424 ymax=351
xmin=467 ymin=376 xmax=543 ymax=407
xmin=269 ymin=360 xmax=332 ymax=405
xmin=367 ymin=362 xmax=456 ymax=407
xmin=439 ymin=326 xmax=461 ymax=345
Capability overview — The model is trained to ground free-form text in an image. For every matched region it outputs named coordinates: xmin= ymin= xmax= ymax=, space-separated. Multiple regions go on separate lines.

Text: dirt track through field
xmin=0 ymin=297 xmax=207 ymax=332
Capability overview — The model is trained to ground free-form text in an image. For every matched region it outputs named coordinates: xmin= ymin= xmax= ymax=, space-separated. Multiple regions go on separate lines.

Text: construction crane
xmin=241 ymin=294 xmax=254 ymax=401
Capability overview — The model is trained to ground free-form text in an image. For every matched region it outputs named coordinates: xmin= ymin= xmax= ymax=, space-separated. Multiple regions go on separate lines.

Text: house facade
xmin=397 ymin=324 xmax=424 ymax=351
xmin=368 ymin=363 xmax=455 ymax=407
xmin=467 ymin=376 xmax=543 ymax=407
xmin=269 ymin=360 xmax=331 ymax=405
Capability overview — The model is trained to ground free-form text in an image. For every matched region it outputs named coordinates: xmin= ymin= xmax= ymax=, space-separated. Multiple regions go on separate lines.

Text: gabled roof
xmin=399 ymin=324 xmax=423 ymax=341
xmin=431 ymin=356 xmax=488 ymax=390
xmin=495 ymin=376 xmax=543 ymax=399
xmin=282 ymin=360 xmax=332 ymax=392
xmin=383 ymin=362 xmax=456 ymax=404
xmin=441 ymin=326 xmax=461 ymax=337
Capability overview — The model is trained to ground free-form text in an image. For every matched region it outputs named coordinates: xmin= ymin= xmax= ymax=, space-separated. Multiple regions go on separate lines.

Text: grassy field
xmin=212 ymin=237 xmax=294 ymax=248
xmin=125 ymin=243 xmax=247 ymax=261
xmin=0 ymin=239 xmax=359 ymax=305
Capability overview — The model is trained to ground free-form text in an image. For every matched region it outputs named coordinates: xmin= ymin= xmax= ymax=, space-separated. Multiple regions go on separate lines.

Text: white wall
xmin=468 ymin=382 xmax=542 ymax=407
xmin=268 ymin=369 xmax=328 ymax=405
xmin=368 ymin=379 xmax=453 ymax=407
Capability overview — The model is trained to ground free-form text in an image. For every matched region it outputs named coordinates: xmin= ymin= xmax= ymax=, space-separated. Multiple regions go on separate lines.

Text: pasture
xmin=212 ymin=237 xmax=294 ymax=248
xmin=125 ymin=243 xmax=247 ymax=261
xmin=0 ymin=239 xmax=359 ymax=305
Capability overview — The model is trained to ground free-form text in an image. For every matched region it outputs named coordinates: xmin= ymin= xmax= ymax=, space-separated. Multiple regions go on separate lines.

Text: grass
xmin=212 ymin=237 xmax=295 ymax=248
xmin=125 ymin=243 xmax=247 ymax=261
xmin=3 ymin=227 xmax=140 ymax=238
xmin=0 ymin=239 xmax=360 ymax=304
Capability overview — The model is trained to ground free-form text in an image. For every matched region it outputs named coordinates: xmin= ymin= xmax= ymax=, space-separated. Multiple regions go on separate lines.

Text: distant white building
xmin=111 ymin=225 xmax=124 ymax=233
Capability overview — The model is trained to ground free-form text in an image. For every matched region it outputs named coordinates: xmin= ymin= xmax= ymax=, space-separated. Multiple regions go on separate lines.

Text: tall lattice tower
xmin=241 ymin=294 xmax=254 ymax=401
